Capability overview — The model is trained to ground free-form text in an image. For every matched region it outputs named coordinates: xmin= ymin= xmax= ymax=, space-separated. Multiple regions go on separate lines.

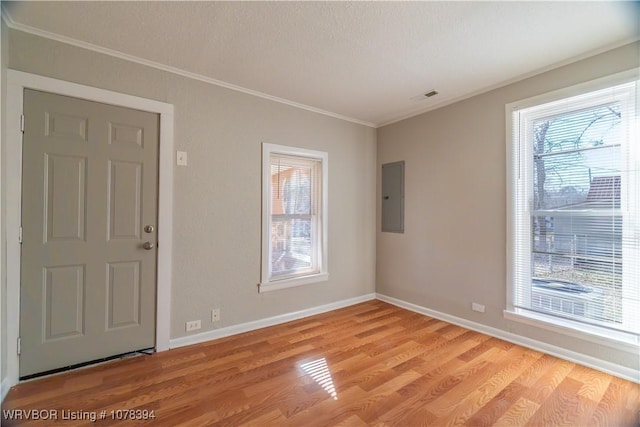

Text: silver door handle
xmin=142 ymin=241 xmax=155 ymax=250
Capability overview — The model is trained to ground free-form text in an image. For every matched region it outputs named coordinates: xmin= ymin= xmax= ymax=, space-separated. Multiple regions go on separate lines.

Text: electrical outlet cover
xmin=186 ymin=320 xmax=201 ymax=331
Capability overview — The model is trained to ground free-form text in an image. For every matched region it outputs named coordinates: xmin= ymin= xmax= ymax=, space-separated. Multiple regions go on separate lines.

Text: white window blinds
xmin=270 ymin=154 xmax=321 ymax=278
xmin=261 ymin=143 xmax=328 ymax=292
xmin=509 ymin=80 xmax=639 ymax=336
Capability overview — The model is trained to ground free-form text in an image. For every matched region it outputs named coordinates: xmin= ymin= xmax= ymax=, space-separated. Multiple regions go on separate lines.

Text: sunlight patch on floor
xmin=300 ymin=357 xmax=338 ymax=400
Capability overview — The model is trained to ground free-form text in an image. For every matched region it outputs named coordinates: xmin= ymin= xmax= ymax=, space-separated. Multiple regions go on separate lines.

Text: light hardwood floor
xmin=2 ymin=300 xmax=639 ymax=426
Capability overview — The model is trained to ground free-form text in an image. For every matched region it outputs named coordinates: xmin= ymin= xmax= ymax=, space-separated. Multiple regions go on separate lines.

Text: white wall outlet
xmin=211 ymin=308 xmax=221 ymax=322
xmin=176 ymin=151 xmax=188 ymax=166
xmin=185 ymin=320 xmax=201 ymax=331
xmin=471 ymin=302 xmax=485 ymax=313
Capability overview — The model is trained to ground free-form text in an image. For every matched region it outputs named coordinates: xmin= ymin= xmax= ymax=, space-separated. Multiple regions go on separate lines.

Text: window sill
xmin=259 ymin=272 xmax=329 ymax=293
xmin=504 ymin=309 xmax=639 ymax=353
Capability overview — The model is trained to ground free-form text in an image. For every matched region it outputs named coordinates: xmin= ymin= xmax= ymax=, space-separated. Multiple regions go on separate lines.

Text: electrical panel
xmin=381 ymin=161 xmax=404 ymax=233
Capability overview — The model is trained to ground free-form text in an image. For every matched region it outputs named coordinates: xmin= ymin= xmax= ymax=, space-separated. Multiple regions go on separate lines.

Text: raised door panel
xmin=107 ymin=262 xmax=141 ymax=330
xmin=44 ymin=265 xmax=85 ymax=341
xmin=109 ymin=122 xmax=143 ymax=148
xmin=45 ymin=112 xmax=88 ymax=142
xmin=44 ymin=154 xmax=87 ymax=242
xmin=108 ymin=161 xmax=142 ymax=240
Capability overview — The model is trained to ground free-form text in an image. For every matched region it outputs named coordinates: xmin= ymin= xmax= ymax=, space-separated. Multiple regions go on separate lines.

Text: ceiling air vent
xmin=411 ymin=89 xmax=439 ymax=101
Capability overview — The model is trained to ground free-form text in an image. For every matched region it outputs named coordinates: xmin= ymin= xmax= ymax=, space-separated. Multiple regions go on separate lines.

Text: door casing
xmin=5 ymin=69 xmax=174 ymax=387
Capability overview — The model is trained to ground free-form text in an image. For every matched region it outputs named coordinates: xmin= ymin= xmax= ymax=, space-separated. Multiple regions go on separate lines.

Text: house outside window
xmin=506 ymin=73 xmax=639 ymax=345
xmin=261 ymin=143 xmax=328 ymax=292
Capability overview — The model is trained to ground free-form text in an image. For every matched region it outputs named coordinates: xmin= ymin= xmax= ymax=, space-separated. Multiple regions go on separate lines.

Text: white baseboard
xmin=1 ymin=377 xmax=12 ymax=403
xmin=376 ymin=293 xmax=640 ymax=384
xmin=170 ymin=293 xmax=376 ymax=349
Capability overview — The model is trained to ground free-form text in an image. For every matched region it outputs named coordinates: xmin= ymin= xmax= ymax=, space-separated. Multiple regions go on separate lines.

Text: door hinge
xmin=20 ymin=114 xmax=24 ymax=133
xmin=18 ymin=227 xmax=23 ymax=244
xmin=17 ymin=338 xmax=21 ymax=355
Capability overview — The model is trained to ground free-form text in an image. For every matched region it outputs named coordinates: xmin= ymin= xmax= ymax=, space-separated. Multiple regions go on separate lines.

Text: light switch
xmin=177 ymin=151 xmax=188 ymax=166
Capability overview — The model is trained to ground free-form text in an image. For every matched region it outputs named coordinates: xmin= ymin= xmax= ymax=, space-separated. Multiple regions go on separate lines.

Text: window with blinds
xmin=507 ymin=77 xmax=639 ymax=341
xmin=261 ymin=143 xmax=328 ymax=292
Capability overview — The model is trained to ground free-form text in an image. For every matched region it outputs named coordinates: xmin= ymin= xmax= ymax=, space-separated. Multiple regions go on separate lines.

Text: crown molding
xmin=0 ymin=6 xmax=376 ymax=128
xmin=3 ymin=5 xmax=638 ymax=130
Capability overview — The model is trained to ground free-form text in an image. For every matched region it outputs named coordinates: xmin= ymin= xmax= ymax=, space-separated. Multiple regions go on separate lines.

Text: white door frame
xmin=6 ymin=70 xmax=173 ymax=386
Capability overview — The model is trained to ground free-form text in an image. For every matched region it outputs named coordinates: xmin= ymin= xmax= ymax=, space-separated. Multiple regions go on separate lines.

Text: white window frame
xmin=260 ymin=143 xmax=328 ymax=292
xmin=505 ymin=69 xmax=640 ymax=350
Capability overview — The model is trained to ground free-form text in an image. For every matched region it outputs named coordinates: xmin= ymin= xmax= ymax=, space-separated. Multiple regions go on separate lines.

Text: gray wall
xmin=1 ymin=18 xmax=8 ymax=386
xmin=6 ymin=29 xmax=377 ymax=341
xmin=377 ymin=41 xmax=640 ymax=370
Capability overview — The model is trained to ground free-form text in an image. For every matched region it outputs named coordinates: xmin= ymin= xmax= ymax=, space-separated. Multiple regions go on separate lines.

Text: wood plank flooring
xmin=2 ymin=300 xmax=639 ymax=426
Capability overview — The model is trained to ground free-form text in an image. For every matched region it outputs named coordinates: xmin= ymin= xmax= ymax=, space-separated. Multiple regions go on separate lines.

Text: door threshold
xmin=20 ymin=348 xmax=155 ymax=382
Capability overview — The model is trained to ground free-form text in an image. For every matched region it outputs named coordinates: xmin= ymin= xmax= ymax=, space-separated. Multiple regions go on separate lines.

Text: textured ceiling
xmin=3 ymin=1 xmax=639 ymax=127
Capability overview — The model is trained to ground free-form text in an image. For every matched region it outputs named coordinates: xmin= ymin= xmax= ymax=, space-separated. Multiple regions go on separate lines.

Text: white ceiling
xmin=3 ymin=1 xmax=639 ymax=127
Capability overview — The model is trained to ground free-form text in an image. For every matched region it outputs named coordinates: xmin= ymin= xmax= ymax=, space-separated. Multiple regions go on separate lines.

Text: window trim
xmin=505 ymin=68 xmax=640 ymax=348
xmin=260 ymin=143 xmax=328 ymax=292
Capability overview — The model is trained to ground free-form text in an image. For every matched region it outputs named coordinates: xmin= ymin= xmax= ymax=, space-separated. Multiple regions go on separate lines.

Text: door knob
xmin=143 ymin=241 xmax=155 ymax=250
xmin=144 ymin=225 xmax=155 ymax=233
